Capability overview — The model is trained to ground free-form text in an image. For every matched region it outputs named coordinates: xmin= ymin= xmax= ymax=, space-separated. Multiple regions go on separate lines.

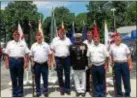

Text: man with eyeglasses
xmin=5 ymin=29 xmax=29 ymax=97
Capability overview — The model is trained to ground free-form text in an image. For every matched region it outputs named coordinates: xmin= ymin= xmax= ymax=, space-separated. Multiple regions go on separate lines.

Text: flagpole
xmin=111 ymin=8 xmax=116 ymax=32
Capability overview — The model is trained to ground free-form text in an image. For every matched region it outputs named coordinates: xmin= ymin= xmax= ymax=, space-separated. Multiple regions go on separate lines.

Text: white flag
xmin=18 ymin=23 xmax=25 ymax=41
xmin=38 ymin=18 xmax=44 ymax=41
xmin=104 ymin=21 xmax=109 ymax=47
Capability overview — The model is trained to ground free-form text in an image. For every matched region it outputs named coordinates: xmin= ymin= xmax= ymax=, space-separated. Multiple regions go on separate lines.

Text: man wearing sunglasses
xmin=5 ymin=29 xmax=29 ymax=97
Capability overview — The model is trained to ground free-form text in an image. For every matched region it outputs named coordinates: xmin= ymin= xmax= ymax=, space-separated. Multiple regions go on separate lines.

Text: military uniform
xmin=70 ymin=33 xmax=88 ymax=96
xmin=5 ymin=40 xmax=29 ymax=97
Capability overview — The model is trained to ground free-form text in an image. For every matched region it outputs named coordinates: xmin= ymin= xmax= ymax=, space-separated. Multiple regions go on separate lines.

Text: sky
xmin=1 ymin=1 xmax=89 ymax=19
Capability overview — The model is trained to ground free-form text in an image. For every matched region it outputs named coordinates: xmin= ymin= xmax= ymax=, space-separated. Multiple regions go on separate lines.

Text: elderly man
xmin=30 ymin=32 xmax=52 ymax=97
xmin=109 ymin=33 xmax=132 ymax=97
xmin=50 ymin=26 xmax=72 ymax=95
xmin=70 ymin=33 xmax=88 ymax=97
xmin=5 ymin=30 xmax=29 ymax=97
xmin=87 ymin=35 xmax=110 ymax=97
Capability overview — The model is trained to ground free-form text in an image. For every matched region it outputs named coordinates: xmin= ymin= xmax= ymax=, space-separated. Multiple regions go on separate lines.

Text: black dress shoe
xmin=60 ymin=92 xmax=65 ymax=95
xmin=17 ymin=94 xmax=23 ymax=97
xmin=86 ymin=89 xmax=90 ymax=92
xmin=76 ymin=93 xmax=80 ymax=97
xmin=66 ymin=91 xmax=71 ymax=95
xmin=81 ymin=93 xmax=86 ymax=97
xmin=44 ymin=93 xmax=48 ymax=97
xmin=34 ymin=93 xmax=41 ymax=97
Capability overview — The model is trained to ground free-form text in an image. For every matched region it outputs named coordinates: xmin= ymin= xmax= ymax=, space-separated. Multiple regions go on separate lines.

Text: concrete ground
xmin=1 ymin=60 xmax=136 ymax=97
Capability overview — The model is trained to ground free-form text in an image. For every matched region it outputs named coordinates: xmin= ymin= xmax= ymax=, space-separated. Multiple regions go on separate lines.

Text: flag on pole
xmin=70 ymin=21 xmax=75 ymax=43
xmin=82 ymin=20 xmax=87 ymax=41
xmin=61 ymin=20 xmax=66 ymax=36
xmin=50 ymin=7 xmax=57 ymax=42
xmin=38 ymin=16 xmax=44 ymax=42
xmin=104 ymin=21 xmax=109 ymax=47
xmin=18 ymin=22 xmax=29 ymax=85
xmin=18 ymin=22 xmax=25 ymax=41
xmin=61 ymin=21 xmax=64 ymax=29
xmin=93 ymin=20 xmax=99 ymax=37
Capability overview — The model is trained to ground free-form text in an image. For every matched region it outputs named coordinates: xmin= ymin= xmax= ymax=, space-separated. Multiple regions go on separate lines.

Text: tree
xmin=0 ymin=10 xmax=6 ymax=42
xmin=86 ymin=1 xmax=111 ymax=42
xmin=43 ymin=16 xmax=51 ymax=43
xmin=3 ymin=1 xmax=41 ymax=43
xmin=75 ymin=13 xmax=87 ymax=32
xmin=43 ymin=6 xmax=75 ymax=42
xmin=54 ymin=6 xmax=75 ymax=28
xmin=86 ymin=1 xmax=136 ymax=42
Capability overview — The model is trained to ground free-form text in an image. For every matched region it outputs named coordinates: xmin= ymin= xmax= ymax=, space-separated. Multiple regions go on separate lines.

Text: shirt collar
xmin=93 ymin=43 xmax=100 ymax=47
xmin=87 ymin=40 xmax=93 ymax=44
xmin=13 ymin=40 xmax=21 ymax=43
xmin=36 ymin=41 xmax=44 ymax=45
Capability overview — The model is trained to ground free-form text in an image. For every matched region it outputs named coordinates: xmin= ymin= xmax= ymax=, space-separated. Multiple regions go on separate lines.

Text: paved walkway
xmin=1 ymin=79 xmax=136 ymax=97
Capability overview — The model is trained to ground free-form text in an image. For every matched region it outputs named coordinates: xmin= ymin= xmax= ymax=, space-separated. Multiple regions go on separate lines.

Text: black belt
xmin=34 ymin=61 xmax=47 ymax=65
xmin=56 ymin=56 xmax=68 ymax=59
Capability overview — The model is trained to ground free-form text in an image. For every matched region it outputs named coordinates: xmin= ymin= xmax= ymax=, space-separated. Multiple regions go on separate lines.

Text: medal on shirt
xmin=76 ymin=48 xmax=81 ymax=60
xmin=80 ymin=46 xmax=85 ymax=55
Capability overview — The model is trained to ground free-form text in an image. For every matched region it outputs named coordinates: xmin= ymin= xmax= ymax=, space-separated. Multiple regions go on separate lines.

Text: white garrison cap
xmin=74 ymin=33 xmax=82 ymax=38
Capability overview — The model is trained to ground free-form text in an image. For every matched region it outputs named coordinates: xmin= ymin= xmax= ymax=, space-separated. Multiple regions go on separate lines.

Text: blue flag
xmin=82 ymin=21 xmax=87 ymax=41
xmin=70 ymin=22 xmax=75 ymax=44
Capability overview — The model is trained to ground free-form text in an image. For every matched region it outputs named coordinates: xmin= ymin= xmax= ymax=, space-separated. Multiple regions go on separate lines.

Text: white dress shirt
xmin=5 ymin=40 xmax=29 ymax=57
xmin=50 ymin=37 xmax=72 ymax=57
xmin=30 ymin=42 xmax=52 ymax=63
xmin=83 ymin=39 xmax=93 ymax=50
xmin=109 ymin=43 xmax=130 ymax=61
xmin=87 ymin=43 xmax=110 ymax=66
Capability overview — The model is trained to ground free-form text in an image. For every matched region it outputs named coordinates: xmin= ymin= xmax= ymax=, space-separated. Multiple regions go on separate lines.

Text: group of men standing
xmin=4 ymin=25 xmax=133 ymax=97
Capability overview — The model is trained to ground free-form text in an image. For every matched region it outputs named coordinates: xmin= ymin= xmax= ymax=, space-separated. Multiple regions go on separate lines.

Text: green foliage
xmin=2 ymin=1 xmax=41 ymax=44
xmin=86 ymin=1 xmax=136 ymax=43
xmin=43 ymin=6 xmax=75 ymax=40
xmin=1 ymin=1 xmax=136 ymax=44
xmin=54 ymin=6 xmax=75 ymax=30
xmin=43 ymin=16 xmax=51 ymax=43
xmin=75 ymin=13 xmax=87 ymax=32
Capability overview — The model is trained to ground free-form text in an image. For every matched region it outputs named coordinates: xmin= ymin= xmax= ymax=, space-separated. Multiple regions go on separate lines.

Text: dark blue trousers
xmin=9 ymin=58 xmax=24 ymax=97
xmin=33 ymin=62 xmax=48 ymax=95
xmin=91 ymin=64 xmax=105 ymax=97
xmin=55 ymin=56 xmax=70 ymax=93
xmin=114 ymin=62 xmax=131 ymax=97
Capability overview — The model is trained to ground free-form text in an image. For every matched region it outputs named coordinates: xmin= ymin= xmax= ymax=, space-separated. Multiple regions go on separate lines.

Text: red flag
xmin=93 ymin=22 xmax=99 ymax=37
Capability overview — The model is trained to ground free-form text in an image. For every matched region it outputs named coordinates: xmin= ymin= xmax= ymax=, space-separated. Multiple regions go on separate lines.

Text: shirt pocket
xmin=19 ymin=45 xmax=25 ymax=53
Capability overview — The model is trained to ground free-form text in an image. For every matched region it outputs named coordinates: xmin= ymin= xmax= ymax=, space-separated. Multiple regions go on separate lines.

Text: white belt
xmin=114 ymin=60 xmax=127 ymax=63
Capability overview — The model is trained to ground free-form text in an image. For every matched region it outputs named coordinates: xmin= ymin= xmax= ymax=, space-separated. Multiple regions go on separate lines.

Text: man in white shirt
xmin=30 ymin=32 xmax=52 ymax=97
xmin=5 ymin=30 xmax=29 ymax=97
xmin=83 ymin=30 xmax=93 ymax=92
xmin=50 ymin=26 xmax=72 ymax=95
xmin=109 ymin=33 xmax=132 ymax=97
xmin=87 ymin=35 xmax=110 ymax=97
